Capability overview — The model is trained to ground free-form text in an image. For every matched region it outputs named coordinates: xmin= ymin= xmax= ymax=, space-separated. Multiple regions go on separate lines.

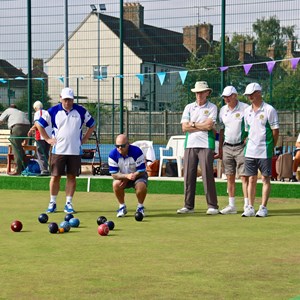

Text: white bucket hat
xmin=222 ymin=86 xmax=237 ymax=97
xmin=191 ymin=81 xmax=212 ymax=94
xmin=243 ymin=83 xmax=262 ymax=95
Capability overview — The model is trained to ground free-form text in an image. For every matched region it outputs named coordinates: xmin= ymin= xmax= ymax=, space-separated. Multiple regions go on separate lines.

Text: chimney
xmin=123 ymin=3 xmax=144 ymax=29
xmin=183 ymin=23 xmax=213 ymax=54
xmin=245 ymin=41 xmax=255 ymax=56
xmin=239 ymin=40 xmax=245 ymax=62
xmin=33 ymin=58 xmax=44 ymax=71
xmin=199 ymin=23 xmax=213 ymax=43
xmin=287 ymin=40 xmax=294 ymax=57
xmin=183 ymin=26 xmax=199 ymax=54
xmin=267 ymin=46 xmax=275 ymax=59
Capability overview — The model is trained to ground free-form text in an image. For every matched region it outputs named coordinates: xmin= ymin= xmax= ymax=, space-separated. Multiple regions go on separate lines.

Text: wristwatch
xmin=191 ymin=122 xmax=196 ymax=128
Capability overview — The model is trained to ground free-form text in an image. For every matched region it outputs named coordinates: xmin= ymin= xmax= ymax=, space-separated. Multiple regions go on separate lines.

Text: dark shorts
xmin=117 ymin=173 xmax=148 ymax=189
xmin=51 ymin=154 xmax=81 ymax=176
xmin=244 ymin=157 xmax=272 ymax=177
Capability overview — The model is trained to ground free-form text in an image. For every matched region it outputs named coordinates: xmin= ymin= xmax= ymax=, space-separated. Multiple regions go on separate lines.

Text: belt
xmin=224 ymin=141 xmax=244 ymax=147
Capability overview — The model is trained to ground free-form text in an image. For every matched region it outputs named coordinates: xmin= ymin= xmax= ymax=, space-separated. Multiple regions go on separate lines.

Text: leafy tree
xmin=16 ymin=80 xmax=50 ymax=112
xmin=178 ymin=41 xmax=244 ymax=110
xmin=252 ymin=16 xmax=297 ymax=59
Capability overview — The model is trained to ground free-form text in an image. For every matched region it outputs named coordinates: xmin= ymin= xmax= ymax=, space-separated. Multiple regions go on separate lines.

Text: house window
xmin=158 ymin=102 xmax=166 ymax=111
xmin=144 ymin=66 xmax=151 ymax=79
xmin=8 ymin=89 xmax=15 ymax=98
xmin=93 ymin=66 xmax=107 ymax=79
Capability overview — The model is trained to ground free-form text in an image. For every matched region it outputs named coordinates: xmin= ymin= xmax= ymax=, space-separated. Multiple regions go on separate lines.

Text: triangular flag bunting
xmin=266 ymin=61 xmax=276 ymax=74
xmin=243 ymin=64 xmax=253 ymax=75
xmin=135 ymin=74 xmax=144 ymax=85
xmin=58 ymin=76 xmax=64 ymax=83
xmin=95 ymin=75 xmax=104 ymax=80
xmin=220 ymin=66 xmax=229 ymax=72
xmin=157 ymin=72 xmax=166 ymax=85
xmin=179 ymin=70 xmax=188 ymax=84
xmin=290 ymin=57 xmax=300 ymax=70
xmin=0 ymin=78 xmax=7 ymax=83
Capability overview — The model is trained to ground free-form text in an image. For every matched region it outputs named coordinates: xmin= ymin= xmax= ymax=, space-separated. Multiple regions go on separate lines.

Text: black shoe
xmin=289 ymin=176 xmax=298 ymax=182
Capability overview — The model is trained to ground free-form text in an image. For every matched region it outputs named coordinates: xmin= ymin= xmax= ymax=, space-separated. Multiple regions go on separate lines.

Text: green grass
xmin=1 ymin=190 xmax=300 ymax=299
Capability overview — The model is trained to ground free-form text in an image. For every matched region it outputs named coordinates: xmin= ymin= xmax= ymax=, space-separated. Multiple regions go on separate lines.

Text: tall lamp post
xmin=90 ymin=3 xmax=106 ymax=139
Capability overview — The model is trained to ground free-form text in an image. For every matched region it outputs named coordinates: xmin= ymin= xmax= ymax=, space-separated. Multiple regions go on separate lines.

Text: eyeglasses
xmin=115 ymin=143 xmax=127 ymax=148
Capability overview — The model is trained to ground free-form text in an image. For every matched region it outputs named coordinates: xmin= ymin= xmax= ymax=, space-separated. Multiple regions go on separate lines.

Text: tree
xmin=178 ymin=41 xmax=244 ymax=110
xmin=252 ymin=16 xmax=296 ymax=59
xmin=16 ymin=80 xmax=51 ymax=112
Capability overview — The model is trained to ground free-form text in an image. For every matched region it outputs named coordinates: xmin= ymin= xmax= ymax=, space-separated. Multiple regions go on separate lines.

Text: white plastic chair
xmin=158 ymin=135 xmax=186 ymax=177
xmin=132 ymin=140 xmax=156 ymax=164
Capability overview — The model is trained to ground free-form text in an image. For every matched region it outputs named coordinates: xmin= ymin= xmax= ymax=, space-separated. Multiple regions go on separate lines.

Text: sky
xmin=0 ymin=0 xmax=300 ymax=73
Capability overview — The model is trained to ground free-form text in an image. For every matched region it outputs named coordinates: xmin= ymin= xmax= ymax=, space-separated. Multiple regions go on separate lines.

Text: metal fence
xmin=1 ymin=0 xmax=300 ymax=142
xmin=99 ymin=109 xmax=300 ymax=144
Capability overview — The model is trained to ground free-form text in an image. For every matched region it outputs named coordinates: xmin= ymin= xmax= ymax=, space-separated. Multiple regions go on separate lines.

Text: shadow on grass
xmin=270 ymin=208 xmax=300 ymax=216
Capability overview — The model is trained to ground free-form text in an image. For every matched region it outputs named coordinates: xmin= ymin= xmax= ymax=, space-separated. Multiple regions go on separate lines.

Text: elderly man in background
xmin=0 ymin=104 xmax=30 ymax=175
xmin=27 ymin=101 xmax=52 ymax=176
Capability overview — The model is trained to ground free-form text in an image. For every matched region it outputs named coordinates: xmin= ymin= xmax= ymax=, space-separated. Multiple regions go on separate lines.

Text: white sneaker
xmin=220 ymin=205 xmax=237 ymax=215
xmin=256 ymin=205 xmax=268 ymax=217
xmin=206 ymin=208 xmax=219 ymax=215
xmin=136 ymin=206 xmax=145 ymax=217
xmin=244 ymin=204 xmax=249 ymax=211
xmin=177 ymin=207 xmax=194 ymax=214
xmin=241 ymin=206 xmax=255 ymax=217
xmin=117 ymin=205 xmax=127 ymax=217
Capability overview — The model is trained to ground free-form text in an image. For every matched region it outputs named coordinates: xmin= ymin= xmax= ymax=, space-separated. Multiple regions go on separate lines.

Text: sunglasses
xmin=115 ymin=143 xmax=127 ymax=148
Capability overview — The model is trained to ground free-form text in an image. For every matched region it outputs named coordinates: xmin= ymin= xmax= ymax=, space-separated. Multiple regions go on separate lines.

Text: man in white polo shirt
xmin=177 ymin=81 xmax=219 ymax=215
xmin=218 ymin=86 xmax=249 ymax=214
xmin=36 ymin=87 xmax=96 ymax=214
xmin=242 ymin=83 xmax=279 ymax=217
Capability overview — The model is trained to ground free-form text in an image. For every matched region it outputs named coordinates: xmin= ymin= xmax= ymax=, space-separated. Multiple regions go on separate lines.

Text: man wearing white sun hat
xmin=177 ymin=81 xmax=219 ymax=215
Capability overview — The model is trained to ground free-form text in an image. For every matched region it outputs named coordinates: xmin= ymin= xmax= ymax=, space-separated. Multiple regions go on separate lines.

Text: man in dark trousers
xmin=0 ymin=104 xmax=30 ymax=175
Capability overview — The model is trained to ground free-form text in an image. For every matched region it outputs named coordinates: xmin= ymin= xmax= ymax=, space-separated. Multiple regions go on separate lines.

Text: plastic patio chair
xmin=158 ymin=135 xmax=185 ymax=177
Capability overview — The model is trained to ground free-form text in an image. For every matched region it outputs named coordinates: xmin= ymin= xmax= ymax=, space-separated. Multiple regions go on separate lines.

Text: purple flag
xmin=290 ymin=57 xmax=300 ymax=70
xmin=243 ymin=64 xmax=253 ymax=75
xmin=266 ymin=61 xmax=276 ymax=74
xmin=220 ymin=66 xmax=229 ymax=72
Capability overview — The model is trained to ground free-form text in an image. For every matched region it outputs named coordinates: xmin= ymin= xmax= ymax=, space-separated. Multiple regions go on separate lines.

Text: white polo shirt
xmin=34 ymin=109 xmax=53 ymax=141
xmin=297 ymin=133 xmax=300 ymax=143
xmin=244 ymin=102 xmax=279 ymax=159
xmin=181 ymin=101 xmax=217 ymax=149
xmin=37 ymin=103 xmax=95 ymax=155
xmin=219 ymin=101 xmax=249 ymax=144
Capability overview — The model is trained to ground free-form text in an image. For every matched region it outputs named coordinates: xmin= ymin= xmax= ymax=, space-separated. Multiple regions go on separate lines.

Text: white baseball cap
xmin=60 ymin=87 xmax=74 ymax=99
xmin=222 ymin=86 xmax=237 ymax=97
xmin=243 ymin=83 xmax=262 ymax=95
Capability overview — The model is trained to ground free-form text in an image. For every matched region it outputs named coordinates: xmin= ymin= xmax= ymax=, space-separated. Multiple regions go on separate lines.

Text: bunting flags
xmin=1 ymin=57 xmax=299 ymax=86
xmin=266 ymin=61 xmax=276 ymax=74
xmin=157 ymin=72 xmax=166 ymax=85
xmin=179 ymin=70 xmax=188 ymax=84
xmin=135 ymin=74 xmax=144 ymax=85
xmin=290 ymin=57 xmax=300 ymax=70
xmin=243 ymin=64 xmax=253 ymax=75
